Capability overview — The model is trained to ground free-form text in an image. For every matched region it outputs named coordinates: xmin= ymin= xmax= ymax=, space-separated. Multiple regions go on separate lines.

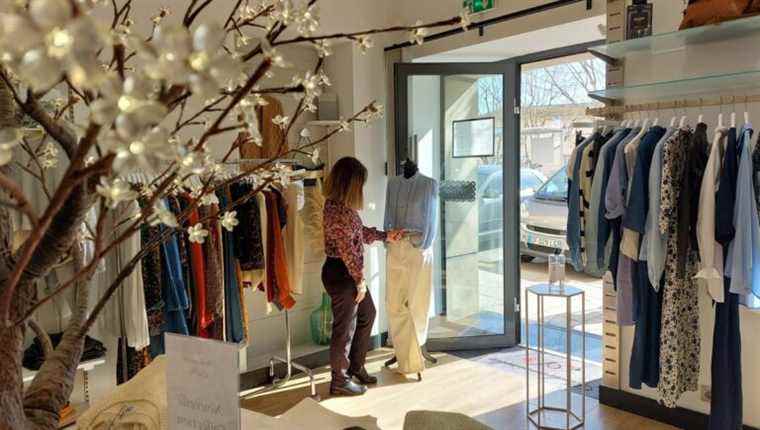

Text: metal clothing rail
xmin=587 ymin=94 xmax=760 ymax=117
xmin=384 ymin=0 xmax=593 ymax=51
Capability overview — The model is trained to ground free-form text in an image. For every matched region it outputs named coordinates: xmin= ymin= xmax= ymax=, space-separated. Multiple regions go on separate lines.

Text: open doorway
xmin=394 ymin=45 xmax=607 ymax=392
xmin=517 ymin=51 xmax=607 ymax=395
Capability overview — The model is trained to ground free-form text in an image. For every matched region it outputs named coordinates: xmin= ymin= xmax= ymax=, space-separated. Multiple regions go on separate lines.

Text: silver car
xmin=520 ymin=167 xmax=569 ymax=261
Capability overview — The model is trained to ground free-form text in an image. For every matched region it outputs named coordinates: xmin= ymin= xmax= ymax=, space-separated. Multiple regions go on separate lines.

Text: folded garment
xmin=23 ymin=332 xmax=107 ymax=371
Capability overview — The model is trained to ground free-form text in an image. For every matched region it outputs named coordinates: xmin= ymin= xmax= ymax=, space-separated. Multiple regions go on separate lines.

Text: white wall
xmin=614 ymin=1 xmax=760 ymax=427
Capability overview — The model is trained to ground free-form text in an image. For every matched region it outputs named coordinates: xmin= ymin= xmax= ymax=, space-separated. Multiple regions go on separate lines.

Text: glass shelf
xmin=590 ymin=14 xmax=760 ymax=60
xmin=588 ymin=70 xmax=760 ymax=102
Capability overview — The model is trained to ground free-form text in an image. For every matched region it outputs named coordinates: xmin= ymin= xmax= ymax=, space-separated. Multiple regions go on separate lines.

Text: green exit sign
xmin=464 ymin=0 xmax=495 ymax=14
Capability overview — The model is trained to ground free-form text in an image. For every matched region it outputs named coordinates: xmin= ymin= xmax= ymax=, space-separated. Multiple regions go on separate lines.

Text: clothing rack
xmin=587 ymin=94 xmax=760 ymax=117
xmin=239 ymin=165 xmax=322 ymax=402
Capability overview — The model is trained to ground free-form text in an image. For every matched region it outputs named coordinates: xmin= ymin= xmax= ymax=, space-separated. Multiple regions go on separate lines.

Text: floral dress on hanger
xmin=657 ymin=129 xmax=701 ymax=407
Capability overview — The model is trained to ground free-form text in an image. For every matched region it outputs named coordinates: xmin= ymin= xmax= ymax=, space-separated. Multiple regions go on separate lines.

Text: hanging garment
xmin=620 ymin=127 xmax=650 ymax=261
xmin=592 ymin=128 xmax=632 ymax=272
xmin=284 ymin=182 xmax=306 ymax=294
xmin=568 ymin=133 xmax=597 ymax=271
xmin=238 ymin=95 xmax=286 ymax=159
xmin=695 ymin=128 xmax=729 ymax=302
xmin=94 ymin=203 xmax=150 ymax=350
xmin=605 ymin=131 xmax=636 ymax=325
xmin=587 ymin=128 xmax=631 ymax=275
xmin=384 ymin=173 xmax=439 ymax=250
xmin=726 ymin=125 xmax=760 ymax=307
xmin=627 ymin=127 xmax=667 ymax=391
xmin=644 ymin=128 xmax=677 ymax=288
xmin=709 ymin=127 xmax=743 ymax=430
xmin=186 ymin=206 xmax=210 ymax=335
xmin=230 ymin=183 xmax=265 ymax=272
xmin=217 ymin=190 xmax=246 ymax=343
xmin=386 ymin=236 xmax=434 ymax=374
xmin=603 ymin=128 xmax=640 ymax=288
xmin=150 ymin=231 xmax=191 ymax=357
xmin=116 ymin=339 xmax=150 ymax=385
xmin=578 ymin=133 xmax=606 ymax=269
xmin=199 ymin=205 xmax=225 ymax=328
xmin=303 ymin=179 xmax=326 ymax=261
xmin=139 ymin=221 xmax=166 ymax=338
xmin=657 ymin=128 xmax=700 ymax=407
xmin=265 ymin=190 xmax=296 ymax=310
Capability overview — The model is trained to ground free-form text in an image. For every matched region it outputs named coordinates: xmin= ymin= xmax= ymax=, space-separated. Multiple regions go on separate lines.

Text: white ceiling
xmin=414 ymin=16 xmax=606 ymax=63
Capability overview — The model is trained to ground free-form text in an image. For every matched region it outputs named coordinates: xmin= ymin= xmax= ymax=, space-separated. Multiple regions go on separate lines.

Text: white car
xmin=520 ymin=167 xmax=569 ymax=261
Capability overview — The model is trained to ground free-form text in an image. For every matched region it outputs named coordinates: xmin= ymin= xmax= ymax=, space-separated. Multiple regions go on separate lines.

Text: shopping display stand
xmin=525 ymin=284 xmax=586 ymax=430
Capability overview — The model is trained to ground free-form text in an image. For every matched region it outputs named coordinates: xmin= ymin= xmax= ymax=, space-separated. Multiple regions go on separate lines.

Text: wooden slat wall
xmin=601 ymin=0 xmax=625 ymax=390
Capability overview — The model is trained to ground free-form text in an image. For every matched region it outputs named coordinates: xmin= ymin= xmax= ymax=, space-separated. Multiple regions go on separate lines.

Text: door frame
xmin=392 ymin=40 xmax=603 ymax=351
xmin=395 ymin=62 xmax=518 ymax=351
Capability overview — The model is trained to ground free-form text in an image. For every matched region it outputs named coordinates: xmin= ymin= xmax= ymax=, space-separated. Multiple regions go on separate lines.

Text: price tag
xmin=166 ymin=333 xmax=240 ymax=430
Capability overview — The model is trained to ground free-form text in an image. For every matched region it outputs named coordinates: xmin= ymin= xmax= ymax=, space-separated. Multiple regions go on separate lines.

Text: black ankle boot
xmin=348 ymin=368 xmax=378 ymax=385
xmin=330 ymin=380 xmax=368 ymax=396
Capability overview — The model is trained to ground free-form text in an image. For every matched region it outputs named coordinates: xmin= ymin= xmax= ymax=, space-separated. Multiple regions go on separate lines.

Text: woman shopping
xmin=322 ymin=157 xmax=402 ymax=396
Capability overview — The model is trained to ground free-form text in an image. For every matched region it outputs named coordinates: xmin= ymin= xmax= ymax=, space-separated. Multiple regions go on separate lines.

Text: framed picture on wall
xmin=452 ymin=117 xmax=495 ymax=158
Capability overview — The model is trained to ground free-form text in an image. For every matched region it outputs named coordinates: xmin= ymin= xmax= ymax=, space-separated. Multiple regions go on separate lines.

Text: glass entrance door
xmin=395 ymin=63 xmax=519 ymax=350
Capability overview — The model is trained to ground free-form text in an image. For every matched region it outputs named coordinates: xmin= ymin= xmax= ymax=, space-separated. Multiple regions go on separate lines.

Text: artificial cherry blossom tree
xmin=0 ymin=0 xmax=469 ymax=428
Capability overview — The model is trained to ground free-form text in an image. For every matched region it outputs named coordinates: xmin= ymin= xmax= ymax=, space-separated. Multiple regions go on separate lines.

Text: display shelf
xmin=587 ymin=69 xmax=760 ymax=103
xmin=589 ymin=14 xmax=760 ymax=61
xmin=22 ymin=357 xmax=106 ymax=384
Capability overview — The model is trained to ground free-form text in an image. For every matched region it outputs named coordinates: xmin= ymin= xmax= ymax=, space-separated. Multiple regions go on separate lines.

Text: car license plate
xmin=526 ymin=233 xmax=563 ymax=250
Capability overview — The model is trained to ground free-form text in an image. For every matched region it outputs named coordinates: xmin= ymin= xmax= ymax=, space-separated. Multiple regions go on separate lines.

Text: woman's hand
xmin=386 ymin=229 xmax=404 ymax=243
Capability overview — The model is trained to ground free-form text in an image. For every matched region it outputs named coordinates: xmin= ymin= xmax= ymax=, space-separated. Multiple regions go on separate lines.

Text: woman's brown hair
xmin=324 ymin=157 xmax=368 ymax=210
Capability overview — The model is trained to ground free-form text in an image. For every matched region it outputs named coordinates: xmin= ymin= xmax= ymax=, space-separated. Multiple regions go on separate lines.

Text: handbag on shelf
xmin=747 ymin=0 xmax=760 ymax=13
xmin=679 ymin=0 xmax=753 ymax=29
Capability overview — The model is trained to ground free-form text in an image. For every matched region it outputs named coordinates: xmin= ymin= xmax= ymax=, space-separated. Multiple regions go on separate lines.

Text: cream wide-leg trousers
xmin=386 ymin=238 xmax=433 ymax=374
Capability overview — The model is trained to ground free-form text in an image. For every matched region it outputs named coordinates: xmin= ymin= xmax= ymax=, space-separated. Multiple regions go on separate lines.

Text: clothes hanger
xmin=697 ymin=98 xmax=704 ymax=124
xmin=651 ymin=103 xmax=659 ymax=126
xmin=744 ymin=96 xmax=750 ymax=125
xmin=718 ymin=96 xmax=724 ymax=129
xmin=679 ymin=100 xmax=688 ymax=128
xmin=669 ymin=104 xmax=678 ymax=127
xmin=730 ymin=96 xmax=737 ymax=128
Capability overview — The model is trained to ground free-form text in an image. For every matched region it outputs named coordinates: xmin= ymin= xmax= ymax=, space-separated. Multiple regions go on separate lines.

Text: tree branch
xmin=0 ymin=171 xmax=38 ymax=227
xmin=273 ymin=17 xmax=463 ymax=46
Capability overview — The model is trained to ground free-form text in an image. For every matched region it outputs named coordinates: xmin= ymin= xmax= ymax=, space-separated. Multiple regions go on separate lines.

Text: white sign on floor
xmin=166 ymin=333 xmax=240 ymax=430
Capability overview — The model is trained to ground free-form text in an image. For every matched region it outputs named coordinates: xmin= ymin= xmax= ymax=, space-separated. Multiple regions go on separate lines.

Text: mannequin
xmin=402 ymin=158 xmax=418 ymax=179
xmin=384 ymin=161 xmax=439 ymax=378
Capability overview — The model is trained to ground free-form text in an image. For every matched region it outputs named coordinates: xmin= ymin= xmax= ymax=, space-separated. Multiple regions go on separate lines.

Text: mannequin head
xmin=324 ymin=156 xmax=368 ymax=210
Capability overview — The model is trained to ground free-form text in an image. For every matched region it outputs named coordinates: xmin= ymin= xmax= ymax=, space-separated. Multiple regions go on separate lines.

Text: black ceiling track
xmin=385 ymin=0 xmax=592 ymax=52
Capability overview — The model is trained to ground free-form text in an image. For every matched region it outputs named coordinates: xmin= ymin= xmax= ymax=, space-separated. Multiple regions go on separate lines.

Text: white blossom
xmin=311 ymin=148 xmax=321 ymax=165
xmin=313 ymin=39 xmax=332 ymax=58
xmin=200 ymin=192 xmax=219 ymax=206
xmin=0 ymin=1 xmax=110 ymax=90
xmin=221 ymin=211 xmax=239 ymax=232
xmin=460 ymin=9 xmax=472 ymax=31
xmin=338 ymin=120 xmax=351 ymax=133
xmin=187 ymin=223 xmax=209 ymax=244
xmin=96 ymin=178 xmax=138 ymax=208
xmin=356 ymin=36 xmax=374 ymax=55
xmin=39 ymin=142 xmax=59 ymax=169
xmin=409 ymin=21 xmax=427 ymax=46
xmin=150 ymin=202 xmax=178 ymax=228
xmin=272 ymin=115 xmax=289 ymax=130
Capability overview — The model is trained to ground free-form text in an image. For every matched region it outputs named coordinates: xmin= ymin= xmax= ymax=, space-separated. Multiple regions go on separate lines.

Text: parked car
xmin=519 ymin=166 xmax=569 ymax=261
xmin=477 ymin=166 xmax=546 ymax=250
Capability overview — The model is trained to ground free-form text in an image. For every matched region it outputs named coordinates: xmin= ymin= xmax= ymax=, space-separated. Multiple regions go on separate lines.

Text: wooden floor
xmin=240 ymin=348 xmax=678 ymax=430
